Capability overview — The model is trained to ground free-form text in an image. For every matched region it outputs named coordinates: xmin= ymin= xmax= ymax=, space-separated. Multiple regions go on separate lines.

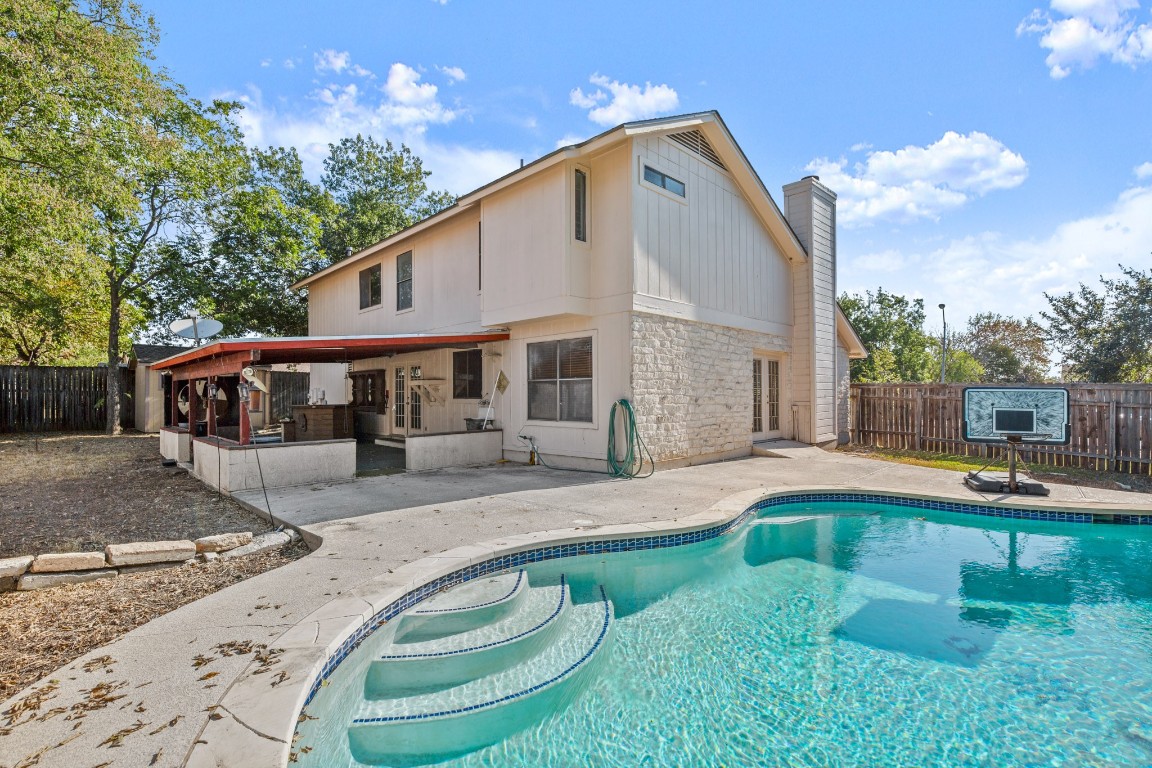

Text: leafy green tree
xmin=839 ymin=289 xmax=936 ymax=382
xmin=930 ymin=346 xmax=985 ymax=383
xmin=96 ymin=93 xmax=246 ymax=432
xmin=320 ymin=135 xmax=455 ymax=261
xmin=151 ymin=146 xmax=335 ymax=339
xmin=1042 ymin=265 xmax=1152 ymax=382
xmin=953 ymin=313 xmax=1051 ymax=382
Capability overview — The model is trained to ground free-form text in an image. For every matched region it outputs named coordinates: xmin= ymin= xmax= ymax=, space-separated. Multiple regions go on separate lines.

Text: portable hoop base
xmin=964 ymin=438 xmax=1050 ymax=496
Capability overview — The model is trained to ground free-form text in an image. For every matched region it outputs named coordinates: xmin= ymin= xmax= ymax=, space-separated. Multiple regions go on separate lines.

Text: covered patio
xmin=154 ymin=332 xmax=509 ymax=493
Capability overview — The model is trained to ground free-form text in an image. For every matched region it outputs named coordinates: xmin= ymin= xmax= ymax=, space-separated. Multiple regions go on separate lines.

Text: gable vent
xmin=667 ymin=130 xmax=727 ymax=171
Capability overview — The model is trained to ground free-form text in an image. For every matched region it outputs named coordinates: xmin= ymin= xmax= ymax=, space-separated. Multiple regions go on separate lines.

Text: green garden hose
xmin=606 ymin=399 xmax=654 ymax=478
xmin=524 ymin=398 xmax=654 ymax=478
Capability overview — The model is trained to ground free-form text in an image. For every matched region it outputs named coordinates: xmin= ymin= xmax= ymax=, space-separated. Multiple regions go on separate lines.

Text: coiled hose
xmin=523 ymin=398 xmax=654 ymax=478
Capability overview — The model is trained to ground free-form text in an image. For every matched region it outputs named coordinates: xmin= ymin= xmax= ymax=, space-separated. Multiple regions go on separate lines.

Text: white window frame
xmin=358 ymin=263 xmax=382 ymax=312
xmin=396 ymin=250 xmax=414 ymax=313
xmin=639 ymin=158 xmax=689 ymax=205
xmin=523 ymin=331 xmax=598 ymax=429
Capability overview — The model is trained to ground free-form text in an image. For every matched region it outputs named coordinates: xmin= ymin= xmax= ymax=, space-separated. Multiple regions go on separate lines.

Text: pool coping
xmin=183 ymin=484 xmax=1152 ymax=767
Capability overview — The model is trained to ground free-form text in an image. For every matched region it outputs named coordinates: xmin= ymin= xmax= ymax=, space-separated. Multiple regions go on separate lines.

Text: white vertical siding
xmin=784 ymin=177 xmax=837 ymax=444
xmin=632 ymin=136 xmax=792 ymax=333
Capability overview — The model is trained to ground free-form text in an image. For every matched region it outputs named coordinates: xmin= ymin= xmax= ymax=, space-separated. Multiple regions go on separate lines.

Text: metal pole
xmin=938 ymin=303 xmax=947 ymax=383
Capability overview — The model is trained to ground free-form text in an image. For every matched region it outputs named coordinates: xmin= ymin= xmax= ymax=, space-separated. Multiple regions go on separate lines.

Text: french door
xmin=752 ymin=357 xmax=783 ymax=440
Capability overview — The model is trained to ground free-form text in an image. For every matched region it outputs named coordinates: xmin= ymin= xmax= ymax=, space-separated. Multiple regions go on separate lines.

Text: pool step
xmin=367 ymin=579 xmax=569 ymax=696
xmin=394 ymin=570 xmax=527 ymax=643
xmin=349 ymin=586 xmax=613 ymax=765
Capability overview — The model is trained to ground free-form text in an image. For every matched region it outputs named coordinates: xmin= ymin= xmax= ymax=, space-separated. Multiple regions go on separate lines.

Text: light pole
xmin=938 ymin=303 xmax=947 ymax=383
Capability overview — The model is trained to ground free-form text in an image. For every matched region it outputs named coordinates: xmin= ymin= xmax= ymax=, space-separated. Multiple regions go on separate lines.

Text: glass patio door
xmin=752 ymin=357 xmax=782 ymax=440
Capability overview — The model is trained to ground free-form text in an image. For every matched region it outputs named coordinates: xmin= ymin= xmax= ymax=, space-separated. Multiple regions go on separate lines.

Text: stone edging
xmin=0 ymin=530 xmax=300 ymax=592
xmin=183 ymin=485 xmax=1152 ymax=767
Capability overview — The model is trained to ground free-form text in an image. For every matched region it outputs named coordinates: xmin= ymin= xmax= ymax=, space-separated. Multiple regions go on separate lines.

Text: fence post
xmin=1108 ymin=400 xmax=1117 ymax=473
xmin=912 ymin=391 xmax=923 ymax=452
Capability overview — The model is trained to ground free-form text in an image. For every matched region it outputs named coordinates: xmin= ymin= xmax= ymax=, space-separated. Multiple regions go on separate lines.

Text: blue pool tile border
xmin=301 ymin=491 xmax=1148 ymax=706
xmin=408 ymin=570 xmax=525 ymax=616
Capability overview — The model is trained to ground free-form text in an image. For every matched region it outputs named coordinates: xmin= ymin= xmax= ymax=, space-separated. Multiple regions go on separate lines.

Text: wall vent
xmin=667 ymin=130 xmax=727 ymax=171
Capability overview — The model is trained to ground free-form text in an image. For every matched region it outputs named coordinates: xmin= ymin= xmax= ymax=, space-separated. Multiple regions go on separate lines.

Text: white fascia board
xmin=836 ymin=305 xmax=869 ymax=359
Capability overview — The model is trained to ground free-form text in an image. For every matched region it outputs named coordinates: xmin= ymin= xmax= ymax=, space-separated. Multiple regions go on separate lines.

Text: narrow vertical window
xmin=359 ymin=265 xmax=381 ymax=309
xmin=574 ymin=169 xmax=587 ymax=242
xmin=767 ymin=360 xmax=780 ymax=432
xmin=477 ymin=221 xmax=482 ymax=291
xmin=396 ymin=251 xmax=413 ymax=311
xmin=410 ymin=366 xmax=422 ymax=430
xmin=752 ymin=359 xmax=763 ymax=433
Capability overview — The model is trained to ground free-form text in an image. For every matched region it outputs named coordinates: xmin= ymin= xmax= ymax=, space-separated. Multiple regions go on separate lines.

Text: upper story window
xmin=453 ymin=349 xmax=483 ymax=399
xmin=396 ymin=251 xmax=413 ymax=311
xmin=574 ymin=168 xmax=588 ymax=242
xmin=359 ymin=264 xmax=381 ymax=310
xmin=643 ymin=165 xmax=686 ymax=197
xmin=527 ymin=337 xmax=593 ymax=423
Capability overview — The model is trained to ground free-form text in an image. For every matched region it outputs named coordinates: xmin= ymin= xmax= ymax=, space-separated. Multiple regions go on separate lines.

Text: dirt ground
xmin=0 ymin=433 xmax=275 ymax=557
xmin=0 ymin=432 xmax=310 ymax=702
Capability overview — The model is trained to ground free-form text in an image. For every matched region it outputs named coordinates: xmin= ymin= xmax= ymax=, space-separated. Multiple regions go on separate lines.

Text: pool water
xmin=295 ymin=501 xmax=1152 ymax=767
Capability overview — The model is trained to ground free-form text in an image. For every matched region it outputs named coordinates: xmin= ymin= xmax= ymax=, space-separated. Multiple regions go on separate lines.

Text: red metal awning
xmin=154 ymin=332 xmax=510 ymax=377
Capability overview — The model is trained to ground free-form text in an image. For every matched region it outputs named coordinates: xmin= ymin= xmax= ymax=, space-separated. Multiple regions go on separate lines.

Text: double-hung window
xmin=396 ymin=251 xmax=413 ymax=311
xmin=359 ymin=265 xmax=381 ymax=309
xmin=453 ymin=350 xmax=483 ymax=399
xmin=527 ymin=337 xmax=593 ymax=422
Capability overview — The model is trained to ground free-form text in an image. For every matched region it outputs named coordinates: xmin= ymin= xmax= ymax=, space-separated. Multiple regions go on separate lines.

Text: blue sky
xmin=147 ymin=0 xmax=1152 ymax=333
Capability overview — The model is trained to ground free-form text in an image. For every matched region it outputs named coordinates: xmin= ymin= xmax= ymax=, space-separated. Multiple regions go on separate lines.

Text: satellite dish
xmin=170 ymin=316 xmax=223 ymax=345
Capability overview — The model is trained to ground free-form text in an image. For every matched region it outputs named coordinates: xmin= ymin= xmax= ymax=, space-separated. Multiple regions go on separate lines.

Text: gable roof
xmin=291 ymin=111 xmax=809 ymax=291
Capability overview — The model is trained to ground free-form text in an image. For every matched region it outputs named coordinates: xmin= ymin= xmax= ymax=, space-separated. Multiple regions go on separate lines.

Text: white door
xmin=752 ymin=357 xmax=783 ymax=440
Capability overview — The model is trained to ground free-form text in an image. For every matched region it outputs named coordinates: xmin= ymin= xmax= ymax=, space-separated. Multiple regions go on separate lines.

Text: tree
xmin=150 ymin=146 xmax=336 ymax=339
xmin=0 ymin=246 xmax=108 ymax=365
xmin=952 ymin=313 xmax=1051 ymax=382
xmin=0 ymin=0 xmax=169 ymax=259
xmin=96 ymin=93 xmax=245 ymax=432
xmin=1042 ymin=265 xmax=1152 ymax=382
xmin=839 ymin=289 xmax=936 ymax=382
xmin=320 ymin=135 xmax=454 ymax=261
xmin=930 ymin=347 xmax=985 ymax=383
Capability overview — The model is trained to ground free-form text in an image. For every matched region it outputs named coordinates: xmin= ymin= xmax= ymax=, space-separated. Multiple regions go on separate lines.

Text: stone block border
xmin=0 ymin=529 xmax=300 ymax=592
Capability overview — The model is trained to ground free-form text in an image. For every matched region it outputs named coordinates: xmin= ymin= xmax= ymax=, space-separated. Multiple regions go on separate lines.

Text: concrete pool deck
xmin=3 ymin=448 xmax=1150 ymax=768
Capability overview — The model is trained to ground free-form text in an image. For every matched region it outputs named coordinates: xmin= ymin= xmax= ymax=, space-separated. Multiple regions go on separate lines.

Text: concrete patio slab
xmin=2 ymin=450 xmax=1149 ymax=768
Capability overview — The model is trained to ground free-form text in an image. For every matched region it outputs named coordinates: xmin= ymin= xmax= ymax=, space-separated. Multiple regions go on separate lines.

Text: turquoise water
xmin=295 ymin=502 xmax=1152 ymax=767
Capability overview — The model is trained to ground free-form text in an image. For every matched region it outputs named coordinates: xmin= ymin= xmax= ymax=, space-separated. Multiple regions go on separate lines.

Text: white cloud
xmin=842 ymin=183 xmax=1152 ymax=322
xmin=807 ymin=132 xmax=1028 ymax=226
xmin=1018 ymin=0 xmax=1152 ymax=77
xmin=1135 ymin=161 xmax=1152 ymax=178
xmin=439 ymin=65 xmax=466 ymax=84
xmin=569 ymin=74 xmax=679 ymax=126
xmin=314 ymin=49 xmax=351 ymax=74
xmin=223 ymin=68 xmax=517 ymax=195
xmin=283 ymin=58 xmax=296 ymax=70
xmin=260 ymin=58 xmax=271 ymax=68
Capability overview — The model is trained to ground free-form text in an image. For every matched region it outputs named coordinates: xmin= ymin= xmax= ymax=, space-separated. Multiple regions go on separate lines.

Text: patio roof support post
xmin=188 ymin=378 xmax=199 ymax=435
xmin=169 ymin=376 xmax=179 ymax=428
xmin=206 ymin=375 xmax=216 ymax=437
xmin=239 ymin=372 xmax=251 ymax=446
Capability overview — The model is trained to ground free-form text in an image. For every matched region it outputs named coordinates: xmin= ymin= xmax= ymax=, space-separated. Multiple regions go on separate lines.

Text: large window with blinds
xmin=527 ymin=337 xmax=593 ymax=422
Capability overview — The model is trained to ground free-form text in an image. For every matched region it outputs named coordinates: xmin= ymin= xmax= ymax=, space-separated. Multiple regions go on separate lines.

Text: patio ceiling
xmin=154 ymin=332 xmax=510 ymax=379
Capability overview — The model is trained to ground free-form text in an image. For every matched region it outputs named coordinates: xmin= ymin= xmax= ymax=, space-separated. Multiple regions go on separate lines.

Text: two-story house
xmin=291 ymin=111 xmax=866 ymax=471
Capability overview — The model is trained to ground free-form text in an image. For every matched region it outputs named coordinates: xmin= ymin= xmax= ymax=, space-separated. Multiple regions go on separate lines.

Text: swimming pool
xmin=294 ymin=498 xmax=1152 ymax=767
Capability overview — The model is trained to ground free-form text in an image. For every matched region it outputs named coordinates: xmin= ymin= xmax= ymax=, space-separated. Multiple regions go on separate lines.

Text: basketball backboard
xmin=962 ymin=387 xmax=1070 ymax=446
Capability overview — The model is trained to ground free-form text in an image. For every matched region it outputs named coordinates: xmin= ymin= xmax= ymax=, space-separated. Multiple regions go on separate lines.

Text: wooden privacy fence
xmin=0 ymin=365 xmax=134 ymax=433
xmin=850 ymin=383 xmax=1152 ymax=475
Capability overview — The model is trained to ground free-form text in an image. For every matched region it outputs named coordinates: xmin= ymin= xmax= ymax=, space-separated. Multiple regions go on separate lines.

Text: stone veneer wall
xmin=630 ymin=312 xmax=790 ymax=464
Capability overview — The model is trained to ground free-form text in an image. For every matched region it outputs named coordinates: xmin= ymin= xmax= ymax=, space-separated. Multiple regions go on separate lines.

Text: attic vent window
xmin=643 ymin=165 xmax=686 ymax=197
xmin=668 ymin=130 xmax=727 ymax=170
